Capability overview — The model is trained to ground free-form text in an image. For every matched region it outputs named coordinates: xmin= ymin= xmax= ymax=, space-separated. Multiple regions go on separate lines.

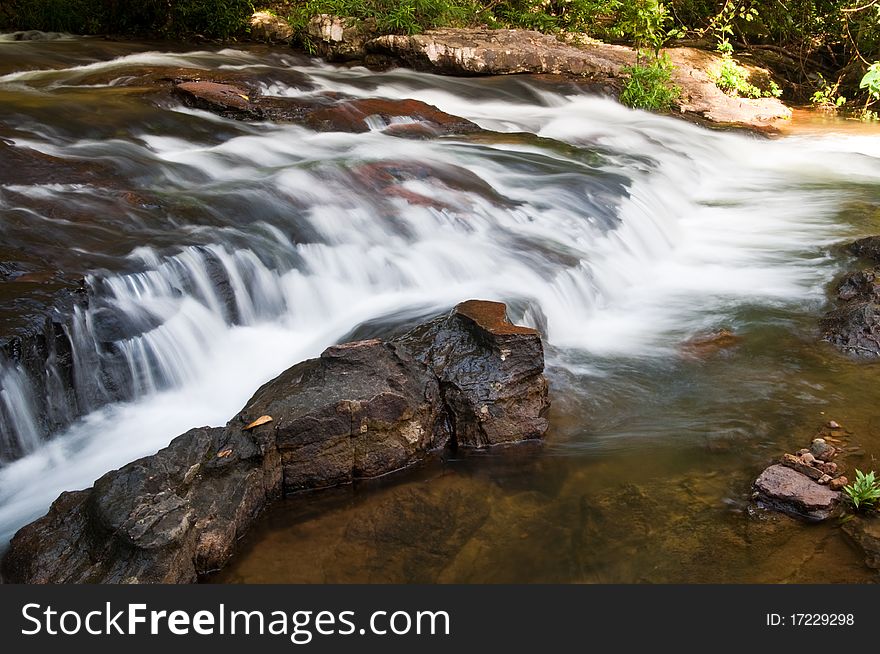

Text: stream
xmin=1 ymin=34 xmax=880 ymax=582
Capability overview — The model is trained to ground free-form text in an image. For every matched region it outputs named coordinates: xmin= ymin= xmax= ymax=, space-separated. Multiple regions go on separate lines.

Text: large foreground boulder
xmin=1 ymin=300 xmax=549 ymax=583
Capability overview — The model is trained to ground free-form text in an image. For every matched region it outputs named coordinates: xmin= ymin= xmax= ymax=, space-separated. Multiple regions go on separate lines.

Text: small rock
xmin=818 ymin=474 xmax=832 ymax=485
xmin=753 ymin=464 xmax=841 ymax=522
xmin=828 ymin=420 xmax=841 ymax=429
xmin=830 ymin=476 xmax=848 ymax=491
xmin=810 ymin=438 xmax=836 ymax=461
xmin=816 ymin=461 xmax=838 ymax=475
xmin=780 ymin=453 xmax=824 ymax=481
xmin=800 ymin=452 xmax=816 ymax=465
xmin=797 ymin=448 xmax=810 ymax=456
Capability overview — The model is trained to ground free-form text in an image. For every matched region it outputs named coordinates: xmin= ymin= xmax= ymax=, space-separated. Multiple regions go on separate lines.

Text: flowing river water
xmin=1 ymin=34 xmax=880 ymax=583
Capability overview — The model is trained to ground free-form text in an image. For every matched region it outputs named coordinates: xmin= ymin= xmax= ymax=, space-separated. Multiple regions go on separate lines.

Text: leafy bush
xmin=843 ymin=469 xmax=880 ymax=512
xmin=713 ymin=56 xmax=779 ymax=99
xmin=620 ymin=54 xmax=680 ymax=111
xmin=0 ymin=0 xmax=254 ymax=38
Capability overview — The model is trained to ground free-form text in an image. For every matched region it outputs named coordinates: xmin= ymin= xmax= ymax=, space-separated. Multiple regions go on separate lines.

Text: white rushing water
xmin=1 ymin=49 xmax=879 ymax=543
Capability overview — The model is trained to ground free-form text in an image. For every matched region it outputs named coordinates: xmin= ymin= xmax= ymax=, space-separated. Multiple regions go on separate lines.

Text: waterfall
xmin=0 ymin=41 xmax=878 ymax=543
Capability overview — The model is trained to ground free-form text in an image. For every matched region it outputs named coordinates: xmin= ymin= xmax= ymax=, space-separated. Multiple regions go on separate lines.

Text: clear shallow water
xmin=0 ymin=37 xmax=879 ymax=581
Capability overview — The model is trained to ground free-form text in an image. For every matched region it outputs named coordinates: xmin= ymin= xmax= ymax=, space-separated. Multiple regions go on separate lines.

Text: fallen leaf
xmin=243 ymin=415 xmax=273 ymax=431
xmin=217 ymin=448 xmax=233 ymax=458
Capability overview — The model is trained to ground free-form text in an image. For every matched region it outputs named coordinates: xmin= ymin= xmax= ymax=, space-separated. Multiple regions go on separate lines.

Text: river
xmin=1 ymin=34 xmax=879 ymax=582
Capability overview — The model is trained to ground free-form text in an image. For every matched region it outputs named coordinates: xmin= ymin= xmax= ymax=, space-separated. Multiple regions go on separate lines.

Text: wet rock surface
xmin=822 ymin=236 xmax=880 ymax=358
xmin=173 ymin=80 xmax=479 ymax=136
xmin=1 ymin=300 xmax=549 ymax=583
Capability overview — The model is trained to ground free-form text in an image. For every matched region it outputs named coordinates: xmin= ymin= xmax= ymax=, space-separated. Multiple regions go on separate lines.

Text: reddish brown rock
xmin=681 ymin=328 xmax=740 ymax=358
xmin=753 ymin=464 xmax=841 ymax=522
xmin=829 ymin=476 xmax=848 ymax=491
xmin=304 ymin=98 xmax=479 ymax=135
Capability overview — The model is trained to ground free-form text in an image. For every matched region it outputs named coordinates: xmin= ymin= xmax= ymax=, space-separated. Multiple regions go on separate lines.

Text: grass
xmin=619 ymin=54 xmax=680 ymax=111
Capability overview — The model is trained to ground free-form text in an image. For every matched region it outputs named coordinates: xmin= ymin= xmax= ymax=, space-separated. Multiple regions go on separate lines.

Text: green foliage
xmin=0 ymin=0 xmax=254 ymax=38
xmin=171 ymin=0 xmax=254 ymax=38
xmin=286 ymin=0 xmax=484 ymax=37
xmin=713 ymin=55 xmax=777 ymax=98
xmin=843 ymin=469 xmax=880 ymax=512
xmin=707 ymin=0 xmax=758 ymax=56
xmin=810 ymin=75 xmax=846 ymax=108
xmin=620 ymin=54 xmax=680 ymax=111
xmin=861 ymin=62 xmax=880 ymax=101
xmin=619 ymin=0 xmax=676 ymax=59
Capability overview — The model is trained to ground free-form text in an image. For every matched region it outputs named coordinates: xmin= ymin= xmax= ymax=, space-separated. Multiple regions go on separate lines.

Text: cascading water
xmin=1 ymin=38 xmax=879 ymax=566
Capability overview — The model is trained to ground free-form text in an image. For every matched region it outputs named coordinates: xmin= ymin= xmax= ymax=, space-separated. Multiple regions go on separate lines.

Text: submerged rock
xmin=1 ymin=300 xmax=549 ymax=583
xmin=842 ymin=516 xmax=880 ymax=572
xmin=753 ymin=464 xmax=841 ymax=522
xmin=172 ymin=81 xmax=478 ymax=136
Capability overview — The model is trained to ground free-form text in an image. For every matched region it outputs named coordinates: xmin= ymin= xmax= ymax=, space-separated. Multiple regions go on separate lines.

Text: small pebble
xmin=828 ymin=420 xmax=841 ymax=429
xmin=830 ymin=476 xmax=848 ymax=491
xmin=800 ymin=452 xmax=816 ymax=465
xmin=818 ymin=474 xmax=832 ymax=485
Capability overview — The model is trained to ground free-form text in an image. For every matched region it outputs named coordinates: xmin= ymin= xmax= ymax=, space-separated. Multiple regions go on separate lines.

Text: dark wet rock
xmin=1 ymin=300 xmax=549 ymax=583
xmin=848 ymin=236 xmax=880 ymax=264
xmin=753 ymin=464 xmax=841 ymax=522
xmin=248 ymin=338 xmax=447 ymax=493
xmin=821 ymin=239 xmax=880 ymax=357
xmin=172 ymin=81 xmax=478 ymax=137
xmin=834 ymin=269 xmax=880 ymax=303
xmin=821 ymin=274 xmax=880 ymax=358
xmin=0 ymin=139 xmax=123 ymax=187
xmin=401 ymin=300 xmax=549 ymax=447
xmin=249 ymin=11 xmax=294 ymax=43
xmin=304 ymin=98 xmax=479 ymax=135
xmin=842 ymin=516 xmax=880 ymax=573
xmin=307 ymin=14 xmax=380 ymax=62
